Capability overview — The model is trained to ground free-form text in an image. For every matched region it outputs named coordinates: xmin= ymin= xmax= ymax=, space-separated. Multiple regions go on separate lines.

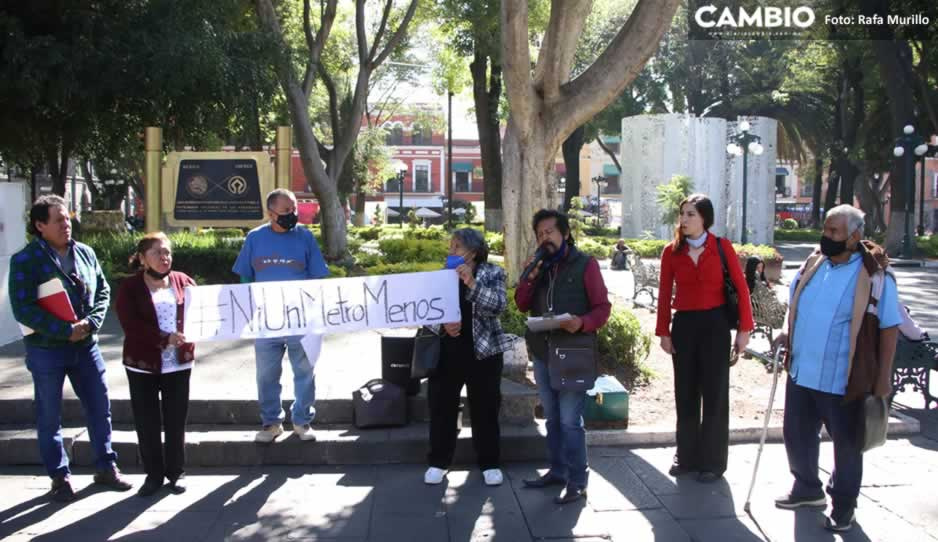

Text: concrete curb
xmin=588 ymin=409 xmax=920 ymax=447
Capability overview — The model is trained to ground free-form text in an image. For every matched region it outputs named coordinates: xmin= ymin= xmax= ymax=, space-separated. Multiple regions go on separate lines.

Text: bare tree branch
xmin=355 ymin=0 xmax=369 ymax=65
xmin=368 ymin=0 xmax=394 ymax=63
xmin=500 ymin=0 xmax=538 ymax=135
xmin=556 ymin=0 xmax=681 ymax=140
xmin=595 ymin=135 xmax=621 ymax=173
xmin=533 ymin=0 xmax=592 ymax=103
xmin=301 ymin=0 xmax=338 ymax=97
xmin=371 ymin=0 xmax=419 ymax=69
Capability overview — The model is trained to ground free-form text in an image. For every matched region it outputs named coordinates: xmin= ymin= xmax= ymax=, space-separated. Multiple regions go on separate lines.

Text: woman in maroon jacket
xmin=656 ymin=194 xmax=754 ymax=483
xmin=116 ymin=232 xmax=195 ymax=497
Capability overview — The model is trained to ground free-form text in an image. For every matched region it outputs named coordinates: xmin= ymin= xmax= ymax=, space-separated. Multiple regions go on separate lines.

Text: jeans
xmin=533 ymin=358 xmax=588 ymax=488
xmin=25 ymin=342 xmax=117 ymax=477
xmin=126 ymin=369 xmax=190 ymax=482
xmin=255 ymin=335 xmax=316 ymax=427
xmin=783 ymin=378 xmax=863 ymax=511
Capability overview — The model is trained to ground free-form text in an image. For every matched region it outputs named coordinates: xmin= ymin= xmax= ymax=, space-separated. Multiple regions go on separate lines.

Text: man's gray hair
xmin=266 ymin=188 xmax=297 ymax=210
xmin=825 ymin=204 xmax=865 ymax=235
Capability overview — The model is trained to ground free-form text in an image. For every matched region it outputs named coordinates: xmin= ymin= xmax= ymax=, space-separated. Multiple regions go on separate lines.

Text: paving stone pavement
xmin=0 ymin=436 xmax=935 ymax=541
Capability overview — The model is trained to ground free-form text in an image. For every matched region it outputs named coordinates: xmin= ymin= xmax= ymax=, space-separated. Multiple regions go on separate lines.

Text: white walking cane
xmin=743 ymin=344 xmax=786 ymax=513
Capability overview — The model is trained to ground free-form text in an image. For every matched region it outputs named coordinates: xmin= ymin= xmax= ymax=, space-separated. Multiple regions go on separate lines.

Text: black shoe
xmin=167 ymin=473 xmax=187 ymax=494
xmin=697 ymin=471 xmax=721 ymax=484
xmin=668 ymin=463 xmax=695 ymax=477
xmin=50 ymin=475 xmax=76 ymax=502
xmin=554 ymin=485 xmax=587 ymax=505
xmin=94 ymin=466 xmax=133 ymax=491
xmin=824 ymin=508 xmax=855 ymax=532
xmin=137 ymin=477 xmax=162 ymax=497
xmin=522 ymin=472 xmax=567 ymax=488
xmin=774 ymin=492 xmax=826 ymax=509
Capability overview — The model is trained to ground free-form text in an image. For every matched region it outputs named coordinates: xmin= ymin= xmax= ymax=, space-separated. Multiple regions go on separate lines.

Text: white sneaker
xmin=424 ymin=467 xmax=447 ymax=485
xmin=254 ymin=423 xmax=283 ymax=443
xmin=293 ymin=423 xmax=317 ymax=441
xmin=483 ymin=468 xmax=504 ymax=486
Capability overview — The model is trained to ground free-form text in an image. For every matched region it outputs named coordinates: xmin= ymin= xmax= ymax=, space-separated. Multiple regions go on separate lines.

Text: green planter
xmin=584 ymin=375 xmax=629 ymax=424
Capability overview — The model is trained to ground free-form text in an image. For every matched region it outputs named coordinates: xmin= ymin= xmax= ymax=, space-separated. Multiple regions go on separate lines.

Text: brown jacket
xmin=787 ymin=241 xmax=895 ymax=402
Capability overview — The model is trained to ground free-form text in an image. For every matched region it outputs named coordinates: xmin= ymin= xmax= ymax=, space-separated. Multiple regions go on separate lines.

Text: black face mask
xmin=145 ymin=268 xmax=171 ymax=280
xmin=276 ymin=212 xmax=299 ymax=230
xmin=820 ymin=235 xmax=848 ymax=257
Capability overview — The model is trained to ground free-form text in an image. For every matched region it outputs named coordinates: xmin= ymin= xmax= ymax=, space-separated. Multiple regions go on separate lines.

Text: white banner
xmin=183 ymin=270 xmax=460 ymax=342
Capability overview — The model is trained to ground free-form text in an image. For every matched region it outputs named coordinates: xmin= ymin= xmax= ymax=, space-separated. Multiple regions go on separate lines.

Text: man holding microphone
xmin=514 ymin=209 xmax=611 ymax=504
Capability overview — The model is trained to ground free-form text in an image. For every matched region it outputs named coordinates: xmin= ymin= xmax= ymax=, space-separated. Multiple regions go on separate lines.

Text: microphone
xmin=519 ymin=245 xmax=549 ymax=283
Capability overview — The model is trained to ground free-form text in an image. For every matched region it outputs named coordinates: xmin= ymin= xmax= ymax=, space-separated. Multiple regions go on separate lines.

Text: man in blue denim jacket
xmin=9 ymin=195 xmax=132 ymax=501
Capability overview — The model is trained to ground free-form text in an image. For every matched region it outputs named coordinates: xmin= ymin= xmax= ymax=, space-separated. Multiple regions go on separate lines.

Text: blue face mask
xmin=445 ymin=255 xmax=466 ymax=269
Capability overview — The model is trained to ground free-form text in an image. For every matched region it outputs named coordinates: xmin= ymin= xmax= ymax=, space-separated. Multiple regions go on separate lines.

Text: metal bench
xmin=749 ymin=282 xmax=788 ymax=344
xmin=891 ymin=337 xmax=938 ymax=409
xmin=628 ymin=252 xmax=658 ymax=304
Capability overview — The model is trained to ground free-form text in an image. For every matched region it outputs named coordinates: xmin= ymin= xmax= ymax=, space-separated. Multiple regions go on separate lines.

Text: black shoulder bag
xmin=715 ymin=237 xmax=740 ymax=330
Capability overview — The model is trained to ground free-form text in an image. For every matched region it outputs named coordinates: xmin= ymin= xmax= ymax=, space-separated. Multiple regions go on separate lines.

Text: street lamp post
xmin=726 ymin=119 xmax=764 ymax=245
xmin=917 ymin=135 xmax=938 ymax=236
xmin=893 ymin=125 xmax=928 ymax=256
xmin=391 ymin=160 xmax=408 ymax=228
xmin=592 ymin=176 xmax=607 ymax=224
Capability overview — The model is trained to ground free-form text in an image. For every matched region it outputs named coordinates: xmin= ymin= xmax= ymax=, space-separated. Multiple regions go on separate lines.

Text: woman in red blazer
xmin=116 ymin=232 xmax=195 ymax=497
xmin=655 ymin=194 xmax=754 ymax=483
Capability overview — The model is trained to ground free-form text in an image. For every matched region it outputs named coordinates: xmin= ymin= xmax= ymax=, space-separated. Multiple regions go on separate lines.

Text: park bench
xmin=891 ymin=337 xmax=938 ymax=409
xmin=628 ymin=251 xmax=658 ymax=305
xmin=749 ymin=281 xmax=788 ymax=344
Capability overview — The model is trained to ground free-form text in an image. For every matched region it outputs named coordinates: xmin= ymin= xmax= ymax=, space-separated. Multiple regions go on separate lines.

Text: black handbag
xmin=411 ymin=326 xmax=441 ymax=379
xmin=715 ymin=236 xmax=740 ymax=329
xmin=352 ymin=379 xmax=408 ymax=428
xmin=858 ymin=395 xmax=888 ymax=452
xmin=547 ymin=332 xmax=598 ymax=392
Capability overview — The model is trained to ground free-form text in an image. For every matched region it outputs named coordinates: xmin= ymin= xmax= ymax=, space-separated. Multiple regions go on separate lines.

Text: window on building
xmin=454 ymin=171 xmax=470 ymax=192
xmin=412 ymin=125 xmax=432 ymax=145
xmin=800 ymin=182 xmax=813 ymax=197
xmin=414 ymin=163 xmax=430 ymax=192
xmin=385 ymin=178 xmax=401 ymax=193
xmin=386 ymin=125 xmax=403 ymax=146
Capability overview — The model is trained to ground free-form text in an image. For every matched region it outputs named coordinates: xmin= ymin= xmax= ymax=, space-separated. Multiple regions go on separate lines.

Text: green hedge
xmin=378 ymin=238 xmax=449 ymax=264
xmin=918 ymin=235 xmax=938 ymax=258
xmin=780 ymin=218 xmax=799 ymax=230
xmin=354 ymin=261 xmax=442 ymax=276
xmin=598 ymin=308 xmax=654 ymax=388
xmin=500 ymin=288 xmax=527 ymax=337
xmin=486 ymin=232 xmax=504 ymax=256
xmin=404 ymin=226 xmax=449 ymax=241
xmin=577 ymin=238 xmax=611 ymax=260
xmin=774 ymin=228 xmax=821 ymax=241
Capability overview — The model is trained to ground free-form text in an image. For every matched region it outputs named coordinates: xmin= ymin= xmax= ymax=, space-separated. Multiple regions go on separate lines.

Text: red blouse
xmin=655 ymin=234 xmax=754 ymax=337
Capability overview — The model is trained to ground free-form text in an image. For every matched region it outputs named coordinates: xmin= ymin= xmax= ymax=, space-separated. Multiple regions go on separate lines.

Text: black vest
xmin=524 ymin=247 xmax=592 ymax=360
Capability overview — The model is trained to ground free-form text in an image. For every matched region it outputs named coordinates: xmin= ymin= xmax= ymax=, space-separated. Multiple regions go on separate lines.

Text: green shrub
xmin=357 ymin=261 xmax=443 ymax=275
xmin=917 ymin=235 xmax=938 ymax=258
xmin=577 ymin=238 xmax=610 ymax=260
xmin=378 ymin=238 xmax=449 ymax=264
xmin=774 ymin=228 xmax=821 ymax=241
xmin=625 ymin=239 xmax=668 ymax=258
xmin=327 ymin=264 xmax=347 ymax=278
xmin=781 ymin=218 xmax=799 ymax=230
xmin=486 ymin=232 xmax=504 ymax=255
xmin=355 ymin=252 xmax=382 ymax=268
xmin=205 ymin=227 xmax=245 ymax=237
xmin=734 ymin=244 xmax=781 ymax=262
xmin=597 ymin=308 xmax=654 ymax=389
xmin=584 ymin=225 xmax=620 ymax=238
xmin=404 ymin=226 xmax=449 ymax=241
xmin=500 ymin=288 xmax=527 ymax=337
xmin=354 ymin=227 xmax=381 ymax=241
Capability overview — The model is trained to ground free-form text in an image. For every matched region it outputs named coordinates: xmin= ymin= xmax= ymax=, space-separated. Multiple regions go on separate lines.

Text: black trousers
xmin=671 ymin=307 xmax=731 ymax=475
xmin=428 ymin=352 xmax=503 ymax=470
xmin=126 ymin=369 xmax=191 ymax=482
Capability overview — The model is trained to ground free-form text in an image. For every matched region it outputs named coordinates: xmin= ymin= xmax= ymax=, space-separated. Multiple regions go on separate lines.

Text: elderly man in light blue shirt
xmin=772 ymin=205 xmax=900 ymax=533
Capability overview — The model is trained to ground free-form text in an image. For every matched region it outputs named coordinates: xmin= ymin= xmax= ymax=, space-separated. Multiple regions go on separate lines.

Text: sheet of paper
xmin=525 ymin=313 xmax=574 ymax=333
xmin=300 ymin=332 xmax=325 ymax=371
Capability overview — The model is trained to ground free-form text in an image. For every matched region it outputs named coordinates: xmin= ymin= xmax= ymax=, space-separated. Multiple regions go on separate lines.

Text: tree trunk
xmin=471 ymin=51 xmax=504 ymax=233
xmin=838 ymin=158 xmax=858 ymax=206
xmin=502 ymin=120 xmax=555 ymax=281
xmin=810 ymin=158 xmax=823 ymax=227
xmin=561 ymin=125 xmax=585 ymax=211
xmin=352 ymin=190 xmax=366 ymax=227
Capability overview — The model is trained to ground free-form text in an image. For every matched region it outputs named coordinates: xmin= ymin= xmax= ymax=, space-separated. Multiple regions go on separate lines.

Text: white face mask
xmin=686 ymin=231 xmax=708 ymax=249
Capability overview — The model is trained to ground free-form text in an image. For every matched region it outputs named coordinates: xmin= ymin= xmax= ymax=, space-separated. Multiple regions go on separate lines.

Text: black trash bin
xmin=381 ymin=336 xmax=420 ymax=396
